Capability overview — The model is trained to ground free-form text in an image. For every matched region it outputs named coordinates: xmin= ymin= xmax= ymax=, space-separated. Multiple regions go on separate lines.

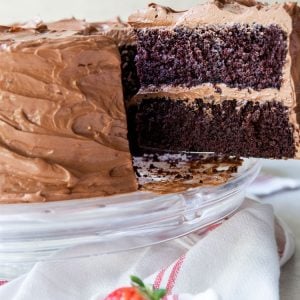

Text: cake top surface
xmin=0 ymin=18 xmax=91 ymax=45
xmin=0 ymin=17 xmax=135 ymax=48
xmin=128 ymin=0 xmax=293 ymax=31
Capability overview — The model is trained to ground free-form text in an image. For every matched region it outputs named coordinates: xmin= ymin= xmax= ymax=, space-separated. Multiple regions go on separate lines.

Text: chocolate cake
xmin=4 ymin=0 xmax=299 ymax=203
xmin=129 ymin=0 xmax=300 ymax=159
xmin=0 ymin=19 xmax=240 ymax=203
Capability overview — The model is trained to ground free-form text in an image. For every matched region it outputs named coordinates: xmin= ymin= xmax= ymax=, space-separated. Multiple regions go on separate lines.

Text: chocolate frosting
xmin=90 ymin=18 xmax=136 ymax=46
xmin=2 ymin=17 xmax=136 ymax=46
xmin=129 ymin=0 xmax=300 ymax=158
xmin=285 ymin=2 xmax=300 ymax=155
xmin=128 ymin=1 xmax=292 ymax=30
xmin=0 ymin=25 xmax=137 ymax=203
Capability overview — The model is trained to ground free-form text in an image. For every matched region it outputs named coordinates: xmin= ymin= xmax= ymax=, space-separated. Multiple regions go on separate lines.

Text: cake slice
xmin=129 ymin=1 xmax=300 ymax=158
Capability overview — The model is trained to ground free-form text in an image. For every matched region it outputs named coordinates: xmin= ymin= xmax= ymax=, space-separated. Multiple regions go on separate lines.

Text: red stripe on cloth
xmin=0 ymin=280 xmax=7 ymax=286
xmin=153 ymin=267 xmax=166 ymax=289
xmin=166 ymin=254 xmax=186 ymax=294
xmin=206 ymin=222 xmax=223 ymax=232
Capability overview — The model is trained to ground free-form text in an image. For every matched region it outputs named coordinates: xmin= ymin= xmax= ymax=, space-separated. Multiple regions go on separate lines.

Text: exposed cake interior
xmin=119 ymin=44 xmax=140 ymax=100
xmin=129 ymin=1 xmax=300 ymax=158
xmin=135 ymin=98 xmax=295 ymax=158
xmin=135 ymin=24 xmax=287 ymax=90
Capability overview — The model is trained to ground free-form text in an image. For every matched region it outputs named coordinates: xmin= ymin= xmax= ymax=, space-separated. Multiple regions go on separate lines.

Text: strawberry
xmin=105 ymin=275 xmax=166 ymax=300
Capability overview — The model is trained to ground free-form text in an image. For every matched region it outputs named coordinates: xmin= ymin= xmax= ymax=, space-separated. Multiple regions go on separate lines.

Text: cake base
xmin=135 ymin=99 xmax=296 ymax=158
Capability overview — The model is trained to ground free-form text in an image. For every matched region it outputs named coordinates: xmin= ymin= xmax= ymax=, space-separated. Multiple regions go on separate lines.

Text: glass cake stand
xmin=0 ymin=158 xmax=260 ymax=280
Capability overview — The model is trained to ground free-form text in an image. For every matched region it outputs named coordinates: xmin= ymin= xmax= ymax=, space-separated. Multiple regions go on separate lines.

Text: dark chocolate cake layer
xmin=135 ymin=24 xmax=287 ymax=89
xmin=135 ymin=99 xmax=295 ymax=158
xmin=119 ymin=44 xmax=140 ymax=100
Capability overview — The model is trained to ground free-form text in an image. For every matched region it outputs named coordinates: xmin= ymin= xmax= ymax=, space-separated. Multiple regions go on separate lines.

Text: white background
xmin=0 ymin=0 xmax=281 ymax=24
xmin=0 ymin=0 xmax=200 ymax=24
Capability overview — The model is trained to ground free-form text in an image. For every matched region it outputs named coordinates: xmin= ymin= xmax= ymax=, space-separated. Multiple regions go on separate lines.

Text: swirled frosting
xmin=0 ymin=24 xmax=138 ymax=203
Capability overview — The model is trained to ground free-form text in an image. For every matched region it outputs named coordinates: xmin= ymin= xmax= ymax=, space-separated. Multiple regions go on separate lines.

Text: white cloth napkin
xmin=249 ymin=173 xmax=300 ymax=197
xmin=0 ymin=198 xmax=295 ymax=300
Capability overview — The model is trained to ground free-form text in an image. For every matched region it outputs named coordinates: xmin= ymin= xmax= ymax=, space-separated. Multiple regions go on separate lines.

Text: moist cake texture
xmin=129 ymin=0 xmax=300 ymax=159
xmin=119 ymin=43 xmax=140 ymax=100
xmin=136 ymin=99 xmax=295 ymax=158
xmin=135 ymin=24 xmax=287 ymax=90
